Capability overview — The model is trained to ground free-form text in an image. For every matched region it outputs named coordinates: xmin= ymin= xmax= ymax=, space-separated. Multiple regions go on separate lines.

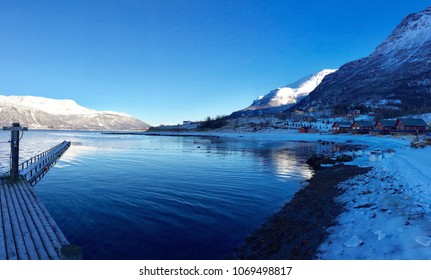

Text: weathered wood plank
xmin=13 ymin=181 xmax=49 ymax=259
xmin=7 ymin=181 xmax=39 ymax=259
xmin=17 ymin=180 xmax=58 ymax=259
xmin=0 ymin=183 xmax=7 ymax=260
xmin=3 ymin=183 xmax=28 ymax=259
xmin=1 ymin=182 xmax=17 ymax=260
xmin=20 ymin=183 xmax=63 ymax=259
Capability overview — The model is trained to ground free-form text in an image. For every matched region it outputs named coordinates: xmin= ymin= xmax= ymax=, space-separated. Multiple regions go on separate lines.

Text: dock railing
xmin=17 ymin=141 xmax=71 ymax=185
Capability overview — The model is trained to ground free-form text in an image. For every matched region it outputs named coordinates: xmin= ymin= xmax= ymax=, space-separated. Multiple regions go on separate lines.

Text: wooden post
xmin=3 ymin=123 xmax=28 ymax=182
xmin=60 ymin=245 xmax=83 ymax=260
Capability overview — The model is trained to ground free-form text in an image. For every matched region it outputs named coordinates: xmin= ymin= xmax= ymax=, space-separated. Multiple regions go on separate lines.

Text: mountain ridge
xmin=291 ymin=6 xmax=431 ymax=113
xmin=0 ymin=94 xmax=150 ymax=130
xmin=231 ymin=69 xmax=337 ymax=117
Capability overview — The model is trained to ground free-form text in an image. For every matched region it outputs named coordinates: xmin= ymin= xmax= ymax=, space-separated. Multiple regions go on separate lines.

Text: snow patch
xmin=415 ymin=236 xmax=431 ymax=247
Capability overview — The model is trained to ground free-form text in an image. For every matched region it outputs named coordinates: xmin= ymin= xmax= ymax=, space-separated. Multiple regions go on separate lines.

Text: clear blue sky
xmin=0 ymin=1 xmax=430 ymax=125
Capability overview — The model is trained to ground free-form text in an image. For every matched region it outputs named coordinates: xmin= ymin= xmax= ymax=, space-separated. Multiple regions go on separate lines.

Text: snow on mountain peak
xmin=292 ymin=6 xmax=431 ymax=112
xmin=0 ymin=94 xmax=150 ymax=130
xmin=247 ymin=69 xmax=337 ymax=110
xmin=0 ymin=95 xmax=95 ymax=115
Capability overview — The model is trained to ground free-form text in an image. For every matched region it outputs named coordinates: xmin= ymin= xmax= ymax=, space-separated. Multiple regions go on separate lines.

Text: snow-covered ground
xmin=147 ymin=130 xmax=431 ymax=259
xmin=318 ymin=143 xmax=431 ymax=259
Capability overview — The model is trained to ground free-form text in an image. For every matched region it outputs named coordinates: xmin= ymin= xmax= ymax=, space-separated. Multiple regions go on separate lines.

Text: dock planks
xmin=0 ymin=179 xmax=69 ymax=260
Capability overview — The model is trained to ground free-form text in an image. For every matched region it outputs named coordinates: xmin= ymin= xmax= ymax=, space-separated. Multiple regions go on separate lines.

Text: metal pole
xmin=3 ymin=122 xmax=28 ymax=182
xmin=11 ymin=124 xmax=20 ymax=182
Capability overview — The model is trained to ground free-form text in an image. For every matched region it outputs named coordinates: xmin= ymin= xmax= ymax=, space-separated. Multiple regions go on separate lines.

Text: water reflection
xmin=191 ymin=138 xmax=347 ymax=183
xmin=0 ymin=131 xmax=350 ymax=259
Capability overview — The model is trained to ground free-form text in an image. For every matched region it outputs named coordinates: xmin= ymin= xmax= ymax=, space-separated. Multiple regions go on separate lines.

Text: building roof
xmin=397 ymin=118 xmax=427 ymax=127
xmin=354 ymin=121 xmax=374 ymax=127
xmin=378 ymin=119 xmax=397 ymax=127
xmin=333 ymin=121 xmax=352 ymax=128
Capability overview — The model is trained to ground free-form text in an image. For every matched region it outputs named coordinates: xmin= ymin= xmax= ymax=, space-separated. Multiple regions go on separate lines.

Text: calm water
xmin=0 ymin=131 xmax=338 ymax=259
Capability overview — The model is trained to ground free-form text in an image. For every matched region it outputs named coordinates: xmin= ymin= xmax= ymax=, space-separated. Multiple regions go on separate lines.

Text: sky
xmin=0 ymin=1 xmax=430 ymax=126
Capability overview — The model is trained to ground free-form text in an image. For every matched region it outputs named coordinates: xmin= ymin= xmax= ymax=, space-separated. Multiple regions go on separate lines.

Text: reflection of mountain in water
xmin=191 ymin=138 xmax=347 ymax=183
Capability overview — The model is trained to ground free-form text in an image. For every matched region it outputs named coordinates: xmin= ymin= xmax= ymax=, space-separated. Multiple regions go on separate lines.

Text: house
xmin=395 ymin=118 xmax=427 ymax=133
xmin=331 ymin=121 xmax=352 ymax=133
xmin=351 ymin=121 xmax=374 ymax=133
xmin=374 ymin=119 xmax=397 ymax=132
xmin=347 ymin=109 xmax=361 ymax=120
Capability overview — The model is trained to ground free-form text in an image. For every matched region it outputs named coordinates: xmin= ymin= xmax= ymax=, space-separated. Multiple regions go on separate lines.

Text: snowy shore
xmin=143 ymin=130 xmax=431 ymax=259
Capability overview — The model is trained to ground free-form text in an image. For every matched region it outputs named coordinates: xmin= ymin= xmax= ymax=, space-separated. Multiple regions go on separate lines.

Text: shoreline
xmin=232 ymin=164 xmax=372 ymax=259
xmin=105 ymin=130 xmax=431 ymax=259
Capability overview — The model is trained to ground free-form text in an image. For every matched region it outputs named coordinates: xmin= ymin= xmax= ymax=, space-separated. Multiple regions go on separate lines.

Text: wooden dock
xmin=0 ymin=140 xmax=78 ymax=260
xmin=19 ymin=141 xmax=72 ymax=186
xmin=0 ymin=179 xmax=69 ymax=259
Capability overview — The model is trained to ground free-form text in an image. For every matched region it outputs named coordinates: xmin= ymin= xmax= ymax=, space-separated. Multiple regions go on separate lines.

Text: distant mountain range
xmin=0 ymin=95 xmax=150 ymax=130
xmin=292 ymin=6 xmax=431 ymax=113
xmin=230 ymin=69 xmax=336 ymax=117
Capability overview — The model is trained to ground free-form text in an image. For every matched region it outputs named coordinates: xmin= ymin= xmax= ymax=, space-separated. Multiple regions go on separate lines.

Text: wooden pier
xmin=0 ymin=138 xmax=77 ymax=260
xmin=0 ymin=179 xmax=69 ymax=259
xmin=19 ymin=141 xmax=71 ymax=186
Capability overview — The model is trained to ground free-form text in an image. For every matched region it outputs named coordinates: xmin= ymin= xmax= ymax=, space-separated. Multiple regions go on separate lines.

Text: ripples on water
xmin=0 ymin=131 xmax=338 ymax=259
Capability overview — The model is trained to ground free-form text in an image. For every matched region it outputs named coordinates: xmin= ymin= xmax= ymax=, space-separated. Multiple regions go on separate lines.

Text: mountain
xmin=0 ymin=95 xmax=150 ymax=130
xmin=292 ymin=6 xmax=431 ymax=113
xmin=230 ymin=69 xmax=337 ymax=117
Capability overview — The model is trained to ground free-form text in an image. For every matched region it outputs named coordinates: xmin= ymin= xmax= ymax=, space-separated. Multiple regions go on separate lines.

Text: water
xmin=0 ymin=131 xmax=338 ymax=259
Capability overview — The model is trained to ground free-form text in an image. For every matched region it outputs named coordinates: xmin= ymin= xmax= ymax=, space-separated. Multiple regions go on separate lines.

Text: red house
xmin=351 ymin=121 xmax=374 ymax=133
xmin=395 ymin=118 xmax=427 ymax=133
xmin=331 ymin=121 xmax=352 ymax=133
xmin=374 ymin=119 xmax=397 ymax=131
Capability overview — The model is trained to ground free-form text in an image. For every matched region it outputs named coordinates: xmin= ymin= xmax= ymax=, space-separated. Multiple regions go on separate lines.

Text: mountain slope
xmin=231 ymin=69 xmax=336 ymax=117
xmin=292 ymin=6 xmax=431 ymax=113
xmin=0 ymin=95 xmax=150 ymax=130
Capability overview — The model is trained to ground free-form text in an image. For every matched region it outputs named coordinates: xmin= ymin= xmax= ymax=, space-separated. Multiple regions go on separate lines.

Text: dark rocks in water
xmin=306 ymin=153 xmax=354 ymax=169
xmin=306 ymin=155 xmax=335 ymax=169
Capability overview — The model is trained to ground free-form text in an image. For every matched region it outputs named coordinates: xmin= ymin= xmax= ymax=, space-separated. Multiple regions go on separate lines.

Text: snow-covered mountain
xmin=293 ymin=6 xmax=431 ymax=112
xmin=231 ymin=69 xmax=336 ymax=117
xmin=0 ymin=95 xmax=150 ymax=130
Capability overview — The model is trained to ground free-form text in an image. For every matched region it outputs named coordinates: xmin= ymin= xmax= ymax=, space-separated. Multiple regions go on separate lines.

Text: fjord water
xmin=0 ymin=131 xmax=332 ymax=259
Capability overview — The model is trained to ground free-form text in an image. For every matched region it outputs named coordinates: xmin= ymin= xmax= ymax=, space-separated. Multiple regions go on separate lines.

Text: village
xmin=331 ymin=117 xmax=428 ymax=135
xmin=148 ymin=108 xmax=430 ymax=136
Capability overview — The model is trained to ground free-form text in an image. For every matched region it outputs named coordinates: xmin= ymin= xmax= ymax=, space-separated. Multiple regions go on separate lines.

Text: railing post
xmin=3 ymin=123 xmax=28 ymax=182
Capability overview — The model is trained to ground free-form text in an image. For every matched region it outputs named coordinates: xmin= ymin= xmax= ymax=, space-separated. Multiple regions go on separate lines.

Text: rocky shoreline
xmin=232 ymin=163 xmax=372 ymax=260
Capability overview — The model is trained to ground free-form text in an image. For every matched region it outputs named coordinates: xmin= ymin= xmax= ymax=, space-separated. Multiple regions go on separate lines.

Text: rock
xmin=382 ymin=149 xmax=396 ymax=158
xmin=369 ymin=151 xmax=382 ymax=162
xmin=415 ymin=236 xmax=431 ymax=247
xmin=337 ymin=154 xmax=354 ymax=162
xmin=410 ymin=136 xmax=431 ymax=149
xmin=405 ymin=206 xmax=426 ymax=218
xmin=306 ymin=155 xmax=335 ymax=169
xmin=344 ymin=236 xmax=364 ymax=248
